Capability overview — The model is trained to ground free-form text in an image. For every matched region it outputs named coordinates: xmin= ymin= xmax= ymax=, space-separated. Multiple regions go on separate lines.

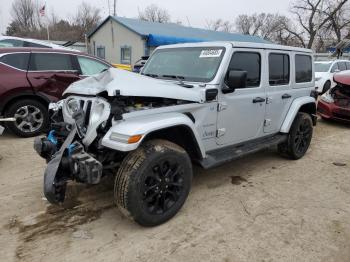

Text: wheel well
xmin=299 ymin=102 xmax=317 ymax=125
xmin=2 ymin=95 xmax=49 ymax=115
xmin=143 ymin=125 xmax=203 ymax=161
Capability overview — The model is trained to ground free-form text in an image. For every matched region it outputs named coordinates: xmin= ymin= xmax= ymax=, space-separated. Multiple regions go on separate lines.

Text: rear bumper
xmin=317 ymin=100 xmax=350 ymax=122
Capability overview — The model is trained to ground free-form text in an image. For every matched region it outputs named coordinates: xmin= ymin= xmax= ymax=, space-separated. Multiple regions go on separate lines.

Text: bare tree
xmin=324 ymin=1 xmax=350 ymax=43
xmin=287 ymin=0 xmax=349 ymax=49
xmin=72 ymin=2 xmax=101 ymax=41
xmin=9 ymin=0 xmax=38 ymax=35
xmin=234 ymin=13 xmax=299 ymax=45
xmin=205 ymin=19 xmax=233 ymax=32
xmin=138 ymin=4 xmax=171 ymax=23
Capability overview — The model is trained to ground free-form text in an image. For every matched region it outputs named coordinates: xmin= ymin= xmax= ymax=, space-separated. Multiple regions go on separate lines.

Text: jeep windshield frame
xmin=142 ymin=47 xmax=226 ymax=83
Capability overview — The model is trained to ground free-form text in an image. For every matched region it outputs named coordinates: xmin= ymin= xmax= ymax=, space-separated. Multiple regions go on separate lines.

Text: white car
xmin=315 ymin=60 xmax=350 ymax=94
xmin=0 ymin=36 xmax=76 ymax=51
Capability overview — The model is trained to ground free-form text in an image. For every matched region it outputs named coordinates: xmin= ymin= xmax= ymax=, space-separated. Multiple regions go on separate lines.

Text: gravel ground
xmin=0 ymin=119 xmax=349 ymax=262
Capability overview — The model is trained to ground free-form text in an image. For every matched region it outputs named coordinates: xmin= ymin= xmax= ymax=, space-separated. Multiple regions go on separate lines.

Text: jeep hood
xmin=64 ymin=68 xmax=204 ymax=103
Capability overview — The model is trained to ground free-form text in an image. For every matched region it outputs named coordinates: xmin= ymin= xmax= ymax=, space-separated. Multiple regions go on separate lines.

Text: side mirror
xmin=334 ymin=69 xmax=341 ymax=73
xmin=223 ymin=70 xmax=247 ymax=94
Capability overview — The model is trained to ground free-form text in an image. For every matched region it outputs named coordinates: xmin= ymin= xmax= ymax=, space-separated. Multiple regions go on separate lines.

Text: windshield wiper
xmin=142 ymin=73 xmax=159 ymax=78
xmin=162 ymin=74 xmax=185 ymax=80
xmin=161 ymin=75 xmax=193 ymax=88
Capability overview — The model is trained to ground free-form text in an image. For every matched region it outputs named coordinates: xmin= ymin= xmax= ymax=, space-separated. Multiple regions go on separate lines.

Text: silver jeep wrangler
xmin=34 ymin=42 xmax=317 ymax=226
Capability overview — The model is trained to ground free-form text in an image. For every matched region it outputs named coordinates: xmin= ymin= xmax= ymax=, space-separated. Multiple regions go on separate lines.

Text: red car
xmin=0 ymin=48 xmax=111 ymax=137
xmin=318 ymin=70 xmax=350 ymax=123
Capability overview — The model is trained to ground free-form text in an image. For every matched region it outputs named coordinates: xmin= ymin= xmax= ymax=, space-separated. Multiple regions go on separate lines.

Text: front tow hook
xmin=43 ymin=126 xmax=77 ymax=204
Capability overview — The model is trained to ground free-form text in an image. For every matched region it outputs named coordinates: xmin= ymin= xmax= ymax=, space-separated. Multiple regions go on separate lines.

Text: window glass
xmin=269 ymin=53 xmax=290 ymax=86
xmin=227 ymin=52 xmax=261 ymax=87
xmin=295 ymin=55 xmax=312 ymax=83
xmin=24 ymin=41 xmax=48 ymax=48
xmin=315 ymin=62 xmax=332 ymax=72
xmin=330 ymin=63 xmax=339 ymax=73
xmin=338 ymin=62 xmax=347 ymax=71
xmin=29 ymin=53 xmax=74 ymax=71
xmin=346 ymin=62 xmax=350 ymax=70
xmin=96 ymin=46 xmax=105 ymax=59
xmin=0 ymin=53 xmax=29 ymax=70
xmin=121 ymin=46 xmax=131 ymax=64
xmin=78 ymin=56 xmax=109 ymax=75
xmin=142 ymin=47 xmax=225 ymax=82
xmin=0 ymin=39 xmax=24 ymax=47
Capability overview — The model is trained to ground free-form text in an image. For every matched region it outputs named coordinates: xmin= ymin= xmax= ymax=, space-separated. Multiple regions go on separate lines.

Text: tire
xmin=322 ymin=80 xmax=331 ymax=94
xmin=5 ymin=99 xmax=48 ymax=138
xmin=114 ymin=139 xmax=193 ymax=227
xmin=278 ymin=112 xmax=313 ymax=160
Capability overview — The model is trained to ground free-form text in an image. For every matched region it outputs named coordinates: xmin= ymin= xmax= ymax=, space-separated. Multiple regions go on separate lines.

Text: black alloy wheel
xmin=114 ymin=139 xmax=192 ymax=227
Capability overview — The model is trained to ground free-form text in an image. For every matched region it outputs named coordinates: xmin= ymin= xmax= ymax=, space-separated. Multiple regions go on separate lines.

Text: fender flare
xmin=280 ymin=96 xmax=316 ymax=133
xmin=101 ymin=112 xmax=206 ymax=157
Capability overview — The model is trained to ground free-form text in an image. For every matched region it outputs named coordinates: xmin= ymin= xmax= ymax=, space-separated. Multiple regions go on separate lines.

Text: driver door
xmin=217 ymin=49 xmax=266 ymax=146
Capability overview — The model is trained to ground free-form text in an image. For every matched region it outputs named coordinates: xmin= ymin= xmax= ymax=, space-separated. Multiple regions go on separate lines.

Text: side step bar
xmin=199 ymin=134 xmax=288 ymax=169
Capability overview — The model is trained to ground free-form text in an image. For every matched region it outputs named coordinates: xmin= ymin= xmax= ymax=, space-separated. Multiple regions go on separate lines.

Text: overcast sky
xmin=0 ymin=0 xmax=292 ymax=35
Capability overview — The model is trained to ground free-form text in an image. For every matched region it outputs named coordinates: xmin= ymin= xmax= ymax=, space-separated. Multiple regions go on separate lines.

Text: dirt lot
xmin=0 ymin=119 xmax=350 ymax=262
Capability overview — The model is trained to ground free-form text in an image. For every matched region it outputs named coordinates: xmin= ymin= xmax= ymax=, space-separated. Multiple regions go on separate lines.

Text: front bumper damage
xmin=34 ymin=125 xmax=103 ymax=204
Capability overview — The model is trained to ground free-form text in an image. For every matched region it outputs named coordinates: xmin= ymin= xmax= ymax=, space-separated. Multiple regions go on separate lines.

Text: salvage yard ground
xmin=0 ymin=119 xmax=349 ymax=262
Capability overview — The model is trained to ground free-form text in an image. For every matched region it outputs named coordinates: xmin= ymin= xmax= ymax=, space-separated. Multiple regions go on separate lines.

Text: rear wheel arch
xmin=2 ymin=94 xmax=50 ymax=115
xmin=142 ymin=125 xmax=204 ymax=162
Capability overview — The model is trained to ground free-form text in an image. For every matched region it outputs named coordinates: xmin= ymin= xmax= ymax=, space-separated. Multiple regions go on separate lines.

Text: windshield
xmin=315 ymin=62 xmax=332 ymax=72
xmin=142 ymin=47 xmax=225 ymax=82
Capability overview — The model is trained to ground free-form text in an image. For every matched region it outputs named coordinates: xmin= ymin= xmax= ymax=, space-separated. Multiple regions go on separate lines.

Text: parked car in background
xmin=133 ymin=56 xmax=149 ymax=73
xmin=0 ymin=36 xmax=74 ymax=50
xmin=314 ymin=59 xmax=350 ymax=94
xmin=0 ymin=48 xmax=112 ymax=137
xmin=318 ymin=70 xmax=350 ymax=122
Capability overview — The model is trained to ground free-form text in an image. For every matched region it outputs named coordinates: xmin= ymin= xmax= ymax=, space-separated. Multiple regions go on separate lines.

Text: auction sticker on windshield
xmin=200 ymin=49 xmax=223 ymax=58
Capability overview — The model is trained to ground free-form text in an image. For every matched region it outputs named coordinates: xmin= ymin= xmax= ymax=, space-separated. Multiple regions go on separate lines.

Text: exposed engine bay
xmin=331 ymin=84 xmax=350 ymax=107
xmin=109 ymin=95 xmax=191 ymax=114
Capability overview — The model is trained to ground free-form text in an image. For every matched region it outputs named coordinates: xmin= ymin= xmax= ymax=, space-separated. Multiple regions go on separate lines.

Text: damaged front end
xmin=34 ymin=97 xmax=113 ymax=204
xmin=34 ymin=93 xmax=195 ymax=204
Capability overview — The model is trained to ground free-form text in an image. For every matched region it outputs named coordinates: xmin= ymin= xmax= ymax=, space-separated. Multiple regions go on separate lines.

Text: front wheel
xmin=278 ymin=112 xmax=313 ymax=160
xmin=114 ymin=139 xmax=193 ymax=227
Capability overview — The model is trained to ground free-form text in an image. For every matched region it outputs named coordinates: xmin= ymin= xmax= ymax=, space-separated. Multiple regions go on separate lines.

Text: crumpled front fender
xmin=101 ymin=112 xmax=206 ymax=157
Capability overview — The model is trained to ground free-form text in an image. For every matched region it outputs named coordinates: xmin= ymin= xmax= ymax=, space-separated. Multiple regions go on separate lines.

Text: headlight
xmin=89 ymin=101 xmax=106 ymax=127
xmin=320 ymin=92 xmax=334 ymax=104
xmin=66 ymin=98 xmax=80 ymax=116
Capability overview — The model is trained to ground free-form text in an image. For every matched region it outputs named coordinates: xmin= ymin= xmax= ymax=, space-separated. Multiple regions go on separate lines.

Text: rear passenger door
xmin=264 ymin=52 xmax=292 ymax=133
xmin=27 ymin=52 xmax=81 ymax=101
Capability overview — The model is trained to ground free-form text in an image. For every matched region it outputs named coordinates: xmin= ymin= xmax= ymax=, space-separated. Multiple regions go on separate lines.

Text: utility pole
xmin=113 ymin=0 xmax=117 ymax=16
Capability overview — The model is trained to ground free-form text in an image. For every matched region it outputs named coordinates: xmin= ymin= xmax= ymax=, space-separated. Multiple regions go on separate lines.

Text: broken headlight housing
xmin=66 ymin=98 xmax=80 ymax=116
xmin=320 ymin=91 xmax=334 ymax=104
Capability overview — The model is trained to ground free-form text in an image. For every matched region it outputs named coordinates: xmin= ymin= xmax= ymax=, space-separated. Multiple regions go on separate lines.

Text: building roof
xmin=88 ymin=16 xmax=270 ymax=46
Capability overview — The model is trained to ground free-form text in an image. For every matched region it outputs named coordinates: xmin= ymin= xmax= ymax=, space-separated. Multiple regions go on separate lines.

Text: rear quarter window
xmin=0 ymin=53 xmax=29 ymax=70
xmin=295 ymin=55 xmax=312 ymax=83
xmin=338 ymin=62 xmax=347 ymax=71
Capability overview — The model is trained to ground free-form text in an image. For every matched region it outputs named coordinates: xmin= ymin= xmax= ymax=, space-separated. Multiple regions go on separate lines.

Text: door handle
xmin=252 ymin=97 xmax=266 ymax=103
xmin=282 ymin=94 xmax=292 ymax=99
xmin=34 ymin=76 xmax=50 ymax=80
